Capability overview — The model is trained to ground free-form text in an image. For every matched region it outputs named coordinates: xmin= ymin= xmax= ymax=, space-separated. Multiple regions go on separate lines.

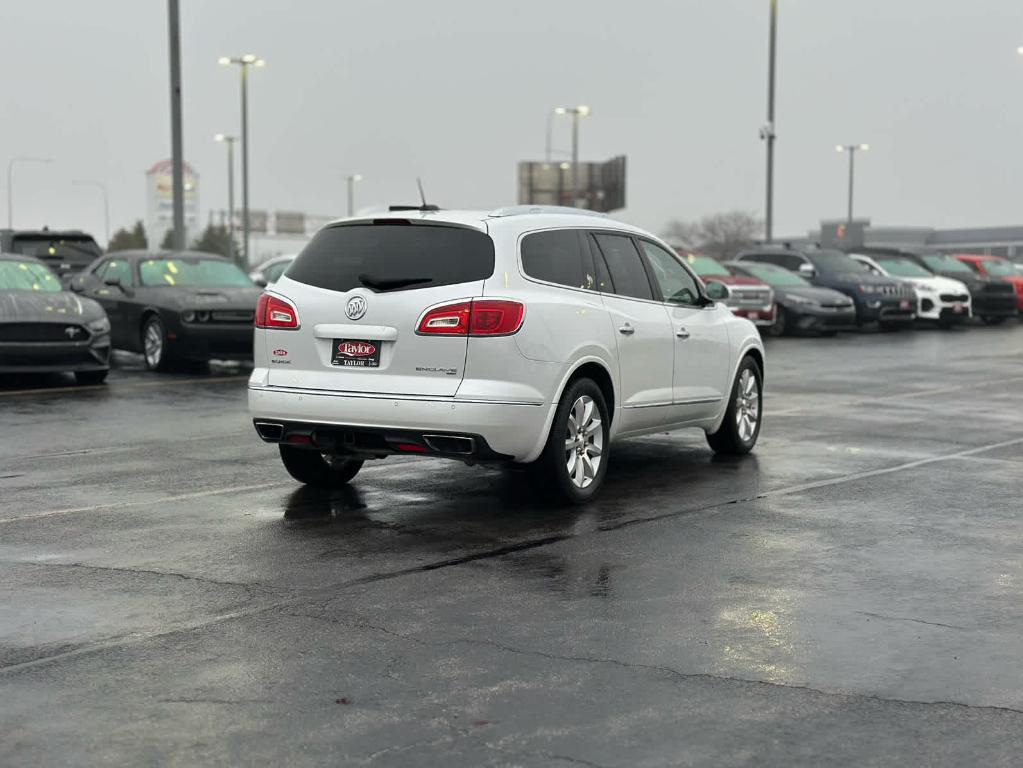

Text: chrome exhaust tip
xmin=422 ymin=434 xmax=475 ymax=455
xmin=254 ymin=421 xmax=285 ymax=441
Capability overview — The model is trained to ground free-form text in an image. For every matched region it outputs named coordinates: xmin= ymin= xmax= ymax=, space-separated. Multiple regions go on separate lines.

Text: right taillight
xmin=417 ymin=299 xmax=524 ymax=337
xmin=255 ymin=293 xmax=300 ymax=329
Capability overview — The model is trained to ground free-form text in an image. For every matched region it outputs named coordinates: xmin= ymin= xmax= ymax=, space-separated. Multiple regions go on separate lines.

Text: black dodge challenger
xmin=70 ymin=250 xmax=260 ymax=371
xmin=0 ymin=254 xmax=111 ymax=383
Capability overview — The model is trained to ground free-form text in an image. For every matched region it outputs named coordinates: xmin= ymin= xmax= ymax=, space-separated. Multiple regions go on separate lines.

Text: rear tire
xmin=706 ymin=356 xmax=762 ymax=456
xmin=278 ymin=445 xmax=364 ymax=487
xmin=535 ymin=378 xmax=610 ymax=504
xmin=768 ymin=306 xmax=787 ymax=337
xmin=74 ymin=370 xmax=108 ymax=386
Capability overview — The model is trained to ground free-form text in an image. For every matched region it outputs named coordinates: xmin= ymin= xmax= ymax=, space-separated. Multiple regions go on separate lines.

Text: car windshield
xmin=875 ymin=257 xmax=932 ymax=278
xmin=810 ymin=250 xmax=868 ymax=275
xmin=978 ymin=259 xmax=1017 ymax=277
xmin=0 ymin=260 xmax=63 ymax=292
xmin=139 ymin=258 xmax=253 ymax=287
xmin=683 ymin=253 xmax=730 ymax=276
xmin=738 ymin=263 xmax=809 ymax=287
xmin=921 ymin=253 xmax=972 ymax=274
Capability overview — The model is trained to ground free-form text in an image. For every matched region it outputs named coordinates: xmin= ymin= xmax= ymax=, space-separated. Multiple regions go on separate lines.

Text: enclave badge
xmin=345 ymin=296 xmax=367 ymax=320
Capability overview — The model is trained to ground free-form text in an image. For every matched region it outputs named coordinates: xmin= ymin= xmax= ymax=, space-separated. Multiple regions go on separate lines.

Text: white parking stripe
xmin=0 ymin=375 xmax=246 ymax=398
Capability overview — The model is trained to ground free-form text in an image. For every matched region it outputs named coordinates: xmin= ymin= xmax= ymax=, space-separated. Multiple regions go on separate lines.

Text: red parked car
xmin=679 ymin=252 xmax=775 ymax=327
xmin=954 ymin=254 xmax=1023 ymax=313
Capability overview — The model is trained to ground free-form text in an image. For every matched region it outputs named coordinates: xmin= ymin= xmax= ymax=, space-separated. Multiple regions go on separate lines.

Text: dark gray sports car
xmin=0 ymin=254 xmax=111 ymax=383
xmin=70 ymin=250 xmax=260 ymax=371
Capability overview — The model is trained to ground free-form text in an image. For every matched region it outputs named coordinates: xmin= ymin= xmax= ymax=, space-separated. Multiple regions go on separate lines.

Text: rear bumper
xmin=248 ymin=384 xmax=550 ymax=462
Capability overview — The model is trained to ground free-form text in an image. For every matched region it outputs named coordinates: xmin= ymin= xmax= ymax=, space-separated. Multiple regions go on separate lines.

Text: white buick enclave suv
xmin=249 ymin=206 xmax=765 ymax=502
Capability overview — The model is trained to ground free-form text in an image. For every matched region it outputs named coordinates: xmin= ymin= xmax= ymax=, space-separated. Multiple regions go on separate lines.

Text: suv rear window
xmin=287 ymin=223 xmax=495 ymax=293
xmin=521 ymin=230 xmax=592 ymax=290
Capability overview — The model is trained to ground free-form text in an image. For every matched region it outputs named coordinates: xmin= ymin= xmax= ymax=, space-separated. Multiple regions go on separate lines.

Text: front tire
xmin=706 ymin=356 xmax=762 ymax=455
xmin=278 ymin=445 xmax=364 ymax=487
xmin=535 ymin=378 xmax=610 ymax=504
xmin=142 ymin=315 xmax=173 ymax=371
xmin=74 ymin=370 xmax=108 ymax=386
xmin=768 ymin=306 xmax=788 ymax=337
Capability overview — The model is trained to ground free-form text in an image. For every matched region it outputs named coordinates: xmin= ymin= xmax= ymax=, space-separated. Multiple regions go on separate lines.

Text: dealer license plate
xmin=331 ymin=339 xmax=381 ymax=368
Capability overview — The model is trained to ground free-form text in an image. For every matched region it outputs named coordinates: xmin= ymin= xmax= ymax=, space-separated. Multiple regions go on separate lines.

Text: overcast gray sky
xmin=2 ymin=0 xmax=1022 ymax=241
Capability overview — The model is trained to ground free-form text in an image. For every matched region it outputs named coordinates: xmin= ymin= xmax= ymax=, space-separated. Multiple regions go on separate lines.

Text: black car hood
xmin=777 ymin=285 xmax=852 ymax=304
xmin=0 ymin=290 xmax=106 ymax=323
xmin=159 ymin=286 xmax=262 ymax=310
xmin=930 ymin=270 xmax=987 ymax=288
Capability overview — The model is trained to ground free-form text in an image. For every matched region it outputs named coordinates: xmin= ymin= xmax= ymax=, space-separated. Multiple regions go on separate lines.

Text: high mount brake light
xmin=256 ymin=293 xmax=300 ymax=329
xmin=417 ymin=299 xmax=524 ymax=336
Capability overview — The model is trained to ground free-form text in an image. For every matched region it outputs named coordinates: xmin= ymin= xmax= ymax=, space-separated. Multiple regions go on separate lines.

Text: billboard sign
xmin=517 ymin=155 xmax=626 ymax=213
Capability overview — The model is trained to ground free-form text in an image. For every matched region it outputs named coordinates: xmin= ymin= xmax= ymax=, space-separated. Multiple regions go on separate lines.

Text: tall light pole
xmin=559 ymin=105 xmax=590 ymax=207
xmin=836 ymin=144 xmax=870 ymax=224
xmin=762 ymin=0 xmax=778 ymax=242
xmin=72 ymin=180 xmax=110 ymax=246
xmin=546 ymin=106 xmax=568 ymax=163
xmin=215 ymin=134 xmax=237 ymax=264
xmin=6 ymin=157 xmax=52 ymax=228
xmin=167 ymin=0 xmax=185 ymax=250
xmin=219 ymin=54 xmax=265 ymax=266
xmin=346 ymin=174 xmax=363 ymax=217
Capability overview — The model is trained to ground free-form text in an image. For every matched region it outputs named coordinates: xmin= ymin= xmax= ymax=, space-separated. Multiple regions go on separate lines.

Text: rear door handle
xmin=618 ymin=323 xmax=635 ymax=335
xmin=676 ymin=327 xmax=690 ymax=339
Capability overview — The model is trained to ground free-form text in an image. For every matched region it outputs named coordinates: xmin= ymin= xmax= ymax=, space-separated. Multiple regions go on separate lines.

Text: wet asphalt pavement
xmin=2 ymin=325 xmax=1023 ymax=767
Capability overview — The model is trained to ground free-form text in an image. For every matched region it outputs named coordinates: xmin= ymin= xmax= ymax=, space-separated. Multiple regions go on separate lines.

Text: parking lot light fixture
xmin=836 ymin=143 xmax=870 ymax=224
xmin=215 ymin=134 xmax=238 ymax=264
xmin=218 ymin=54 xmax=265 ymax=266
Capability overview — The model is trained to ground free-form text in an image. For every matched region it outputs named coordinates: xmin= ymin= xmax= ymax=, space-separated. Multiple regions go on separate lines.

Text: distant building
xmin=146 ymin=159 xmax=199 ymax=248
xmin=800 ymin=220 xmax=1023 ymax=260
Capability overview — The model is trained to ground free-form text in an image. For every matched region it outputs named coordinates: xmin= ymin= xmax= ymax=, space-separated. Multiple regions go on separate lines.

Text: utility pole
xmin=836 ymin=144 xmax=870 ymax=224
xmin=764 ymin=0 xmax=778 ymax=242
xmin=215 ymin=135 xmax=238 ymax=264
xmin=167 ymin=0 xmax=185 ymax=250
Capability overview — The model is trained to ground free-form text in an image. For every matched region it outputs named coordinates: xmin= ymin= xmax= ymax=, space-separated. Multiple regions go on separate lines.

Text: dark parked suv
xmin=0 ymin=228 xmax=103 ymax=281
xmin=734 ymin=247 xmax=916 ymax=328
xmin=853 ymin=247 xmax=1017 ymax=325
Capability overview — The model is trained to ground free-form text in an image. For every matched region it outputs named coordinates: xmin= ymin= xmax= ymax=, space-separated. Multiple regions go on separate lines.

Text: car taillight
xmin=417 ymin=299 xmax=524 ymax=336
xmin=255 ymin=293 xmax=299 ymax=329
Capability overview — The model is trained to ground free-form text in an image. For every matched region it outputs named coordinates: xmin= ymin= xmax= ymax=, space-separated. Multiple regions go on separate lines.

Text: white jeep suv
xmin=248 ymin=206 xmax=765 ymax=502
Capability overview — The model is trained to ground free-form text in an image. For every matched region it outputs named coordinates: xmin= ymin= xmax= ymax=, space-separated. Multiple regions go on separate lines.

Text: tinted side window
xmin=591 ymin=234 xmax=653 ymax=301
xmin=638 ymin=241 xmax=701 ymax=306
xmin=743 ymin=253 xmax=783 ymax=267
xmin=287 ymin=223 xmax=495 ymax=293
xmin=521 ymin=230 xmax=593 ymax=290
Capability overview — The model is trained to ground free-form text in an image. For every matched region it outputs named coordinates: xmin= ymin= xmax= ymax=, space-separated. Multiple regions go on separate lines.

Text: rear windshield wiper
xmin=357 ymin=274 xmax=433 ymax=291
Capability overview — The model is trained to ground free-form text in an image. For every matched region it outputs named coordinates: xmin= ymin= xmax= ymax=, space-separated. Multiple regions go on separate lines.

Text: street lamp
xmin=546 ymin=106 xmax=568 ymax=163
xmin=72 ymin=180 xmax=110 ymax=246
xmin=553 ymin=106 xmax=590 ymax=207
xmin=219 ymin=54 xmax=265 ymax=265
xmin=346 ymin=174 xmax=363 ymax=217
xmin=762 ymin=0 xmax=778 ymax=242
xmin=214 ymin=134 xmax=238 ymax=264
xmin=836 ymin=143 xmax=870 ymax=224
xmin=6 ymin=156 xmax=52 ymax=228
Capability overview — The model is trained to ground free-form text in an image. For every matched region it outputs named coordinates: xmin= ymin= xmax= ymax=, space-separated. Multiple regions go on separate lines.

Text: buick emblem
xmin=345 ymin=296 xmax=367 ymax=321
xmin=64 ymin=326 xmax=80 ymax=338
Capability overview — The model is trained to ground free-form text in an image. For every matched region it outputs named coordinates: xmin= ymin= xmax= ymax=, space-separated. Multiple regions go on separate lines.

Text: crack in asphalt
xmin=855 ymin=611 xmax=970 ymax=631
xmin=3 ymin=433 xmax=1023 ymax=678
xmin=283 ymin=605 xmax=1023 ymax=718
xmin=6 ymin=560 xmax=265 ymax=593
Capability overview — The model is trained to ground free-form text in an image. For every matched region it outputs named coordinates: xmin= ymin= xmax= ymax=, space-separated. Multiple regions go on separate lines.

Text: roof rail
xmin=488 ymin=205 xmax=608 ymax=219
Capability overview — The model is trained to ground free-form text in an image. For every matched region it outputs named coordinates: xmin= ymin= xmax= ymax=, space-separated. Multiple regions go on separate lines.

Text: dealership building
xmin=804 ymin=220 xmax=1023 ymax=260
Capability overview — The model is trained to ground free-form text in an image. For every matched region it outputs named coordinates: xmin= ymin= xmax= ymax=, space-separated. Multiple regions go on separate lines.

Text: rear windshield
xmin=10 ymin=234 xmax=102 ymax=262
xmin=287 ymin=223 xmax=495 ymax=293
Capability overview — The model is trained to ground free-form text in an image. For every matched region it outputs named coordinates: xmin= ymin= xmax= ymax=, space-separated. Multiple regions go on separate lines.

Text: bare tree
xmin=662 ymin=210 xmax=763 ymax=260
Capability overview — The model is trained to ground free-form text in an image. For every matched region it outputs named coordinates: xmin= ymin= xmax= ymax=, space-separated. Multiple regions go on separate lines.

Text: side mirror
xmin=797 ymin=262 xmax=816 ymax=278
xmin=103 ymin=275 xmax=123 ymax=288
xmin=68 ymin=276 xmax=86 ymax=293
xmin=704 ymin=281 xmax=730 ymax=301
xmin=252 ymin=275 xmax=268 ymax=288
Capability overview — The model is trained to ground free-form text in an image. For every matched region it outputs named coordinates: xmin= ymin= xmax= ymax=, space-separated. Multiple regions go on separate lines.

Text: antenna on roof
xmin=417 ymin=177 xmax=427 ymax=208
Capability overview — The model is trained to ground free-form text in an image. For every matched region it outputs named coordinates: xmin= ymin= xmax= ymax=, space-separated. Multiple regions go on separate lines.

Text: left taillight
xmin=255 ymin=293 xmax=300 ymax=329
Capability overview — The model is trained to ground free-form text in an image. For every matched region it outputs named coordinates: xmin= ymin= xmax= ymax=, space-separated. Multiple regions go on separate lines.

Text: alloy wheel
xmin=564 ymin=395 xmax=603 ymax=489
xmin=735 ymin=369 xmax=760 ymax=442
xmin=144 ymin=321 xmax=163 ymax=368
